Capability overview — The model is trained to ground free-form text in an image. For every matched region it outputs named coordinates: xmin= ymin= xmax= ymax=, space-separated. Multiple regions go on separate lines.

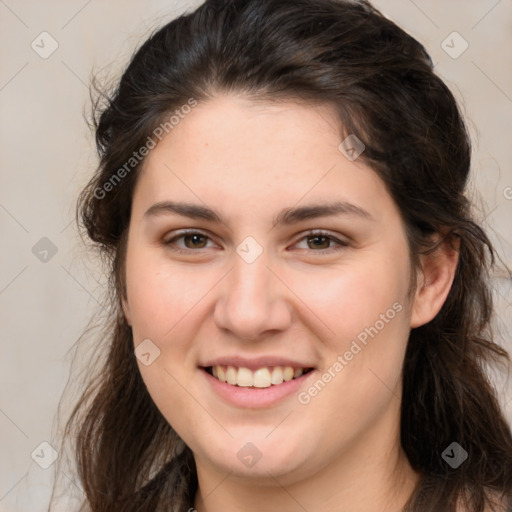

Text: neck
xmin=192 ymin=399 xmax=421 ymax=512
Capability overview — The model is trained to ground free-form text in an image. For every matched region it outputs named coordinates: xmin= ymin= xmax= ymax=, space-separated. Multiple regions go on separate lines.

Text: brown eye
xmin=163 ymin=230 xmax=216 ymax=253
xmin=182 ymin=233 xmax=208 ymax=249
xmin=306 ymin=235 xmax=331 ymax=250
xmin=294 ymin=230 xmax=348 ymax=253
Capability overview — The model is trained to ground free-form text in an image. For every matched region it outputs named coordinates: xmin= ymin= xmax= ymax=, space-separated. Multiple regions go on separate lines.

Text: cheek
xmin=125 ymin=250 xmax=211 ymax=341
xmin=124 ymin=252 xmax=208 ymax=436
xmin=290 ymin=254 xmax=409 ymax=345
xmin=292 ymin=250 xmax=411 ymax=408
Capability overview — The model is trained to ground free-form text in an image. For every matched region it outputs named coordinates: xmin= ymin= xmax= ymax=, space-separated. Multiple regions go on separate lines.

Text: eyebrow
xmin=143 ymin=200 xmax=374 ymax=227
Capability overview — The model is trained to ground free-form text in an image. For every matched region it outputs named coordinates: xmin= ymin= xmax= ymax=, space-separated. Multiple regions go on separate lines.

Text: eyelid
xmin=163 ymin=228 xmax=349 ymax=253
xmin=291 ymin=229 xmax=349 ymax=252
xmin=163 ymin=229 xmax=218 ymax=249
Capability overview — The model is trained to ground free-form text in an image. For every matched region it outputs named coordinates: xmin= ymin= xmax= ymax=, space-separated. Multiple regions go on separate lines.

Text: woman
xmin=55 ymin=0 xmax=512 ymax=510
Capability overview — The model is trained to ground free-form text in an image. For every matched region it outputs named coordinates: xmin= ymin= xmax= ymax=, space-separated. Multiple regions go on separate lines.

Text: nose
xmin=213 ymin=251 xmax=292 ymax=341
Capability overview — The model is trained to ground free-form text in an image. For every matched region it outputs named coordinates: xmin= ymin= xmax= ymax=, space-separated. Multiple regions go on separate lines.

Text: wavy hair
xmin=53 ymin=0 xmax=512 ymax=510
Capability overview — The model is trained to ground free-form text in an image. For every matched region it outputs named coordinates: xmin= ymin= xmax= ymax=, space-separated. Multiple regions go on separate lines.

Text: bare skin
xmin=121 ymin=94 xmax=459 ymax=512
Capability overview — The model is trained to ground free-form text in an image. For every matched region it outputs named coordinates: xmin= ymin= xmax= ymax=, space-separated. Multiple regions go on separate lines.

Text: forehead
xmin=132 ymin=94 xmax=398 ymax=224
xmin=148 ymin=95 xmax=342 ymax=171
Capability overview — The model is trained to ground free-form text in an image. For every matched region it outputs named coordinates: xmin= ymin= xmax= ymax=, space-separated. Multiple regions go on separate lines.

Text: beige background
xmin=1 ymin=1 xmax=511 ymax=510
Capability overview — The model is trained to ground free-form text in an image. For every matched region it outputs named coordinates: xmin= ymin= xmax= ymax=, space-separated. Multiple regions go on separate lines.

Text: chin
xmin=198 ymin=435 xmax=314 ymax=479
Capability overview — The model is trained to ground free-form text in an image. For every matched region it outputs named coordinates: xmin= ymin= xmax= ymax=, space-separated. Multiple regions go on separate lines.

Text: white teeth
xmin=226 ymin=366 xmax=237 ymax=385
xmin=270 ymin=366 xmax=283 ymax=385
xmin=293 ymin=368 xmax=304 ymax=378
xmin=283 ymin=366 xmax=294 ymax=381
xmin=236 ymin=367 xmax=253 ymax=387
xmin=253 ymin=368 xmax=271 ymax=388
xmin=210 ymin=365 xmax=309 ymax=388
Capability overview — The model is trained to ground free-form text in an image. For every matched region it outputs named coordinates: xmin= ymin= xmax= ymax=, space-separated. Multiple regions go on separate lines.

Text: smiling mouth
xmin=202 ymin=365 xmax=315 ymax=388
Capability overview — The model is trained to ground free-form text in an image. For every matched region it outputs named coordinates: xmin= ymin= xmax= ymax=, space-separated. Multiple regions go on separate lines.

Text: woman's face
xmin=122 ymin=94 xmax=420 ymax=483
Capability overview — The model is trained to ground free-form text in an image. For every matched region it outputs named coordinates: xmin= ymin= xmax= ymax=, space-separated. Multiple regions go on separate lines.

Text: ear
xmin=410 ymin=234 xmax=460 ymax=329
xmin=122 ymin=296 xmax=132 ymax=326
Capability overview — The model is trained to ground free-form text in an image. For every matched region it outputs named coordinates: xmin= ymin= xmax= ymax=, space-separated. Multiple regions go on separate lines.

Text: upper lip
xmin=201 ymin=356 xmax=315 ymax=371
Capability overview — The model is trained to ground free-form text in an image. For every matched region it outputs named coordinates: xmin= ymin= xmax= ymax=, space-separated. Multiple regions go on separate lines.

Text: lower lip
xmin=201 ymin=368 xmax=316 ymax=409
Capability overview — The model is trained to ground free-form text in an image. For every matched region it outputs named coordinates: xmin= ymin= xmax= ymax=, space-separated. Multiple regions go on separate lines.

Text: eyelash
xmin=163 ymin=229 xmax=348 ymax=255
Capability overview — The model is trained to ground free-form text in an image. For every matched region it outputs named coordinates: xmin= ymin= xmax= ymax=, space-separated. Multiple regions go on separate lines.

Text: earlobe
xmin=410 ymin=235 xmax=460 ymax=329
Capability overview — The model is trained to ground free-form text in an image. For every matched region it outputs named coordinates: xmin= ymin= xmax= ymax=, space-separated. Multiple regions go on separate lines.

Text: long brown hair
xmin=52 ymin=0 xmax=512 ymax=510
